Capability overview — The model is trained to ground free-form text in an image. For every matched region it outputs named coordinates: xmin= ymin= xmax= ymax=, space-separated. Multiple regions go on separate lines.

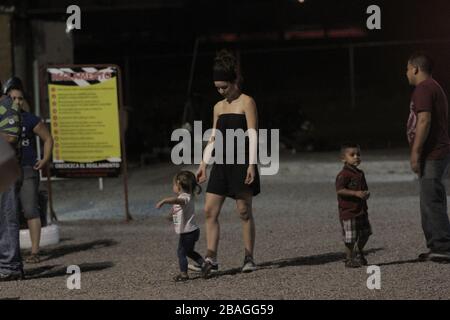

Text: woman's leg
xmin=27 ymin=218 xmax=41 ymax=255
xmin=235 ymin=193 xmax=255 ymax=258
xmin=204 ymin=193 xmax=225 ymax=259
xmin=20 ymin=168 xmax=41 ymax=257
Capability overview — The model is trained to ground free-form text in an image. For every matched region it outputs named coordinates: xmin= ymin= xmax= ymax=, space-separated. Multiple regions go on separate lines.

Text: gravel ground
xmin=1 ymin=148 xmax=450 ymax=300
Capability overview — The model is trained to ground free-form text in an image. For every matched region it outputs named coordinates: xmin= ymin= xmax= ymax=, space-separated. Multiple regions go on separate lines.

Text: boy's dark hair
xmin=340 ymin=142 xmax=361 ymax=153
xmin=408 ymin=52 xmax=433 ymax=75
xmin=174 ymin=171 xmax=202 ymax=195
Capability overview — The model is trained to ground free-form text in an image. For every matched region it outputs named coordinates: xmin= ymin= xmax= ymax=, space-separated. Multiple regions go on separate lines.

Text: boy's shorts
xmin=340 ymin=214 xmax=372 ymax=244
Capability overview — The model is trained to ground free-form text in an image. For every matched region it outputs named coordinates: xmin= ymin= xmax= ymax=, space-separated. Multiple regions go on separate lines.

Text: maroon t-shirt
xmin=406 ymin=77 xmax=450 ymax=160
xmin=335 ymin=165 xmax=368 ymax=220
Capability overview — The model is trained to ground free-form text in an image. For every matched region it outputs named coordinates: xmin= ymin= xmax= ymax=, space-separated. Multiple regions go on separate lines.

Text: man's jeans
xmin=0 ymin=184 xmax=22 ymax=274
xmin=420 ymin=155 xmax=450 ymax=253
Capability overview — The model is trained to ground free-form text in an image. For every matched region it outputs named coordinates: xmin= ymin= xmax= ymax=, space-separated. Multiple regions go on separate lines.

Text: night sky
xmin=5 ymin=0 xmax=450 ymax=157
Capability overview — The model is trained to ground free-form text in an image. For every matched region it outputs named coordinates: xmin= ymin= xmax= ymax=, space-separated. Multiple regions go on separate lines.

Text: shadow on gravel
xmin=376 ymin=259 xmax=421 ymax=266
xmin=377 ymin=258 xmax=450 ymax=266
xmin=257 ymin=248 xmax=383 ymax=270
xmin=39 ymin=239 xmax=118 ymax=262
xmin=199 ymin=248 xmax=384 ymax=280
xmin=24 ymin=261 xmax=114 ymax=280
xmin=59 ymin=237 xmax=74 ymax=243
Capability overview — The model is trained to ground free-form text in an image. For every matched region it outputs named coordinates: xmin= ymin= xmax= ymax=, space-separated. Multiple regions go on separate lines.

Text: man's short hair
xmin=340 ymin=142 xmax=360 ymax=153
xmin=408 ymin=52 xmax=433 ymax=75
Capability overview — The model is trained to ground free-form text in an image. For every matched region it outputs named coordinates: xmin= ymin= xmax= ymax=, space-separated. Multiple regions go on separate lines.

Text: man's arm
xmin=0 ymin=132 xmax=18 ymax=144
xmin=200 ymin=102 xmax=220 ymax=167
xmin=244 ymin=97 xmax=258 ymax=165
xmin=411 ymin=112 xmax=431 ymax=174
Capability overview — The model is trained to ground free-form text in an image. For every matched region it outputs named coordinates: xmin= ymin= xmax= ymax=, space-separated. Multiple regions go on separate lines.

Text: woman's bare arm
xmin=201 ymin=102 xmax=221 ymax=166
xmin=244 ymin=97 xmax=258 ymax=165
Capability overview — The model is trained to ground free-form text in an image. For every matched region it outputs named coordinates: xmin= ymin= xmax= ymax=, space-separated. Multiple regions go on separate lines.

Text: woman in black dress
xmin=196 ymin=50 xmax=260 ymax=277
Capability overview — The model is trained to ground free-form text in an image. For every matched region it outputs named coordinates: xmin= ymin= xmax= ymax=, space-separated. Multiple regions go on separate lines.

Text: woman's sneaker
xmin=202 ymin=258 xmax=219 ymax=278
xmin=242 ymin=256 xmax=257 ymax=273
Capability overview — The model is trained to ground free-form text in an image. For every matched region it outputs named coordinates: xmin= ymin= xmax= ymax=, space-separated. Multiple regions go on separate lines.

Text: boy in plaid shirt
xmin=335 ymin=143 xmax=372 ymax=268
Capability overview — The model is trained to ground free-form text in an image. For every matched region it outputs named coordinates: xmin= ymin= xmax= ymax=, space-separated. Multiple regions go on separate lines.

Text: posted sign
xmin=47 ymin=65 xmax=122 ymax=177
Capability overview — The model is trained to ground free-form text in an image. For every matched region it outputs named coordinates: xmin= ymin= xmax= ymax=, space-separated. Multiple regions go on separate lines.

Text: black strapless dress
xmin=206 ymin=113 xmax=260 ymax=199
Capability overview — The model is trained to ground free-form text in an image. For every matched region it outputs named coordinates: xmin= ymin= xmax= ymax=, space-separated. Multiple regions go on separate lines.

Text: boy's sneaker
xmin=429 ymin=251 xmax=450 ymax=262
xmin=242 ymin=256 xmax=257 ymax=273
xmin=357 ymin=254 xmax=368 ymax=266
xmin=345 ymin=259 xmax=361 ymax=268
xmin=418 ymin=251 xmax=431 ymax=261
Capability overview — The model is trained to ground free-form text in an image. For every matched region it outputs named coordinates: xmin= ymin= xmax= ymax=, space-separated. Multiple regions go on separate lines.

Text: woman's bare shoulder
xmin=213 ymin=100 xmax=225 ymax=113
xmin=241 ymin=94 xmax=256 ymax=112
xmin=241 ymin=94 xmax=256 ymax=105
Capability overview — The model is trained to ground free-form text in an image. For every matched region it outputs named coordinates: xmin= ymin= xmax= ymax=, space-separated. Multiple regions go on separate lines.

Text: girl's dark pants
xmin=178 ymin=228 xmax=202 ymax=273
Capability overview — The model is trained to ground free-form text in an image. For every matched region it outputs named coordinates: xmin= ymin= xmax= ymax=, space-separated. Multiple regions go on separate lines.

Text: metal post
xmin=349 ymin=45 xmax=356 ymax=109
xmin=34 ymin=61 xmax=58 ymax=221
xmin=46 ymin=165 xmax=58 ymax=222
xmin=182 ymin=37 xmax=200 ymax=126
xmin=124 ymin=56 xmax=131 ymax=106
xmin=116 ymin=66 xmax=132 ymax=222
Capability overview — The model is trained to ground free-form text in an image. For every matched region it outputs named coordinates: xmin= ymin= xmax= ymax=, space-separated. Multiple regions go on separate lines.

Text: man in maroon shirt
xmin=406 ymin=52 xmax=450 ymax=261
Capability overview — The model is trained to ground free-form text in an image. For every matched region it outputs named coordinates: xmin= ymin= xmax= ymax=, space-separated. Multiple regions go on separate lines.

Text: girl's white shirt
xmin=172 ymin=192 xmax=199 ymax=234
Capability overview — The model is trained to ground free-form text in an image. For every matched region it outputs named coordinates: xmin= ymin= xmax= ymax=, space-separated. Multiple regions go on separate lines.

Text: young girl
xmin=156 ymin=171 xmax=204 ymax=282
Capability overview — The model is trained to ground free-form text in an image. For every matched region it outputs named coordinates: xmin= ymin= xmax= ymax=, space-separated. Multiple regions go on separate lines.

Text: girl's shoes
xmin=188 ymin=263 xmax=202 ymax=272
xmin=173 ymin=274 xmax=189 ymax=282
